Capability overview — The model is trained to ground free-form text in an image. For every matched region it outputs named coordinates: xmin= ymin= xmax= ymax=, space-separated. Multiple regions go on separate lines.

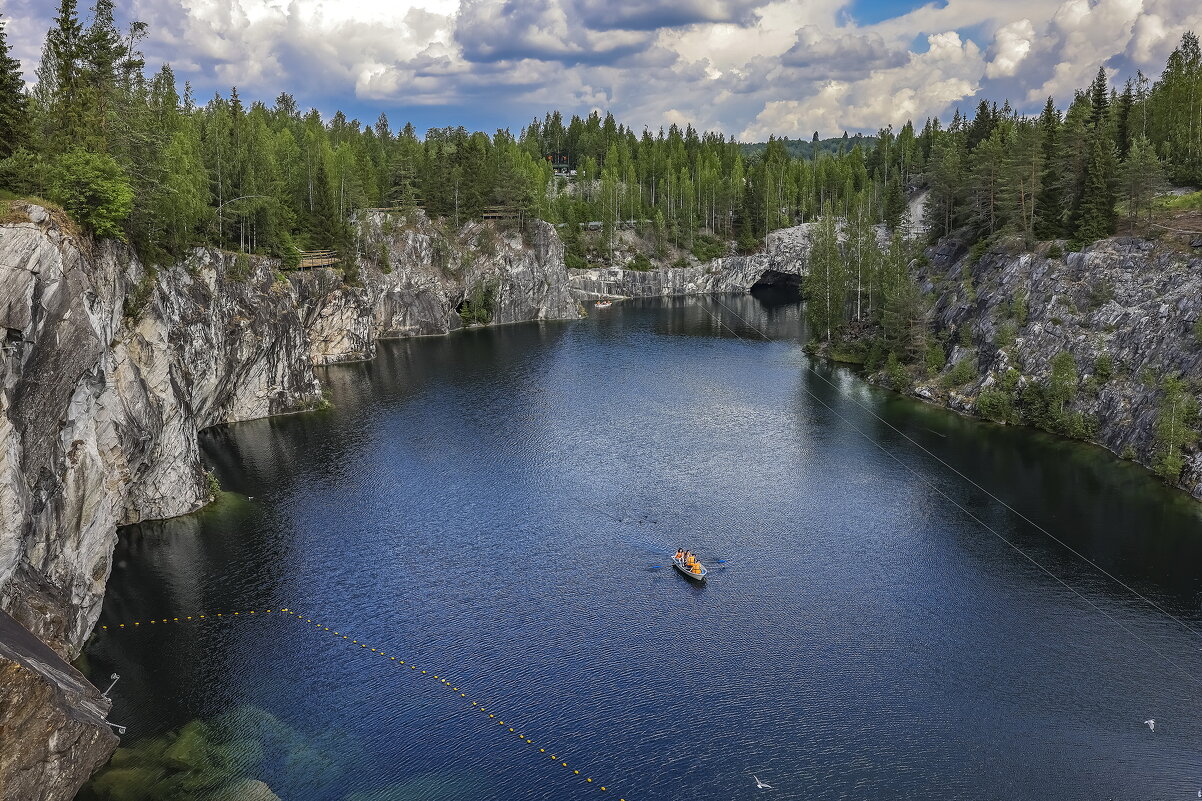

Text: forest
xmin=1 ymin=2 xmax=1201 ymax=349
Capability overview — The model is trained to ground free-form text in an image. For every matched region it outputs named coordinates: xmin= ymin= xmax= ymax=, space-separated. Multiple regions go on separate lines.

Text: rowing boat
xmin=672 ymin=553 xmax=707 ymax=581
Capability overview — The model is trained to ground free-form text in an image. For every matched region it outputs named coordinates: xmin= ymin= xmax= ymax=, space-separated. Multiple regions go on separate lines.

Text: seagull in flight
xmin=752 ymin=775 xmax=773 ymax=789
xmin=1144 ymin=719 xmax=1156 ymax=732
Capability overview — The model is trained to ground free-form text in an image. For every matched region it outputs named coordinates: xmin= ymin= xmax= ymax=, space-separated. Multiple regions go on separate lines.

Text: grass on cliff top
xmin=0 ymin=193 xmax=80 ymax=234
xmin=1156 ymin=189 xmax=1202 ymax=211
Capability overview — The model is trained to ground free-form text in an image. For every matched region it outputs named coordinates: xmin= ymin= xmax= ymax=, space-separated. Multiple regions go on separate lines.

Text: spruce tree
xmin=1118 ymin=136 xmax=1166 ymax=227
xmin=35 ymin=0 xmax=85 ymax=153
xmin=1115 ymin=78 xmax=1134 ymax=159
xmin=1074 ymin=136 xmax=1117 ymax=243
xmin=0 ymin=16 xmax=28 ymax=159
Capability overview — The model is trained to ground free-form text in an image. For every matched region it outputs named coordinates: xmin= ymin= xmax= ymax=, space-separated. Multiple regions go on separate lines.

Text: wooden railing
xmin=481 ymin=206 xmax=521 ymax=220
xmin=296 ymin=250 xmax=340 ymax=269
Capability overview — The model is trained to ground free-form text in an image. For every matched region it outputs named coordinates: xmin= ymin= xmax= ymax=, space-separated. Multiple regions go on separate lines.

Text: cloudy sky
xmin=4 ymin=0 xmax=1202 ymax=139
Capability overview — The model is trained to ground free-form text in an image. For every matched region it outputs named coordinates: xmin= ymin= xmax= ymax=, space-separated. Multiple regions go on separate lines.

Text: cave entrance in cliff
xmin=750 ymin=270 xmax=801 ymax=303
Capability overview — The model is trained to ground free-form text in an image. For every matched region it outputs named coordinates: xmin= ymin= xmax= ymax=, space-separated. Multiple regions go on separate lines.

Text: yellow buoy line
xmin=99 ymin=608 xmax=626 ymax=798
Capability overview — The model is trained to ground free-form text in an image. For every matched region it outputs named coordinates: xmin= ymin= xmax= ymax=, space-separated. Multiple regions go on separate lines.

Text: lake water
xmin=80 ymin=293 xmax=1202 ymax=800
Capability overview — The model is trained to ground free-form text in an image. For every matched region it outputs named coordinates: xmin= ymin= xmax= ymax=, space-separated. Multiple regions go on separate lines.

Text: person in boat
xmin=675 ymin=549 xmax=684 ymax=561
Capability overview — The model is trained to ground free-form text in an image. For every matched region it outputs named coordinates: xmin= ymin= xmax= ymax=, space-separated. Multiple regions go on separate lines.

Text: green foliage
xmin=804 ymin=207 xmax=848 ymax=343
xmin=229 ymin=252 xmax=251 ymax=281
xmin=977 ymin=388 xmax=1014 ymax=422
xmin=1016 ymin=351 xmax=1096 ymax=438
xmin=564 ymin=249 xmax=587 ymax=270
xmin=941 ymin=357 xmax=978 ymax=388
xmin=203 ymin=470 xmax=220 ymax=500
xmin=459 ymin=280 xmax=497 ymax=325
xmin=123 ymin=268 xmax=157 ymax=320
xmin=959 ymin=261 xmax=976 ymax=301
xmin=1118 ymin=136 xmax=1166 ymax=226
xmin=373 ymin=240 xmax=391 ymax=273
xmin=977 ymin=369 xmax=1021 ymax=423
xmin=0 ymin=148 xmax=51 ymax=196
xmin=1046 ymin=243 xmax=1063 ymax=259
xmin=46 ymin=148 xmax=133 ymax=237
xmin=1154 ymin=373 xmax=1199 ymax=481
xmin=884 ymin=352 xmax=910 ymax=391
xmin=1094 ymin=353 xmax=1114 ymax=382
xmin=627 ymin=251 xmax=653 ymax=271
xmin=924 ymin=342 xmax=947 ymax=375
xmin=1193 ymin=316 xmax=1202 ymax=345
xmin=736 ymin=231 xmax=760 ymax=255
xmin=830 ymin=340 xmax=867 ymax=365
xmin=690 ymin=233 xmax=726 ymax=262
xmin=995 ymin=322 xmax=1016 ymax=348
xmin=0 ymin=18 xmax=28 ymax=161
xmin=863 ymin=338 xmax=886 ymax=372
xmin=1088 ymin=279 xmax=1114 ymax=309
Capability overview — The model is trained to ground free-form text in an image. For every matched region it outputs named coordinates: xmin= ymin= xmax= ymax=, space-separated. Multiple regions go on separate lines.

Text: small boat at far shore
xmin=595 ymin=299 xmax=613 ymax=308
xmin=672 ymin=550 xmax=707 ymax=581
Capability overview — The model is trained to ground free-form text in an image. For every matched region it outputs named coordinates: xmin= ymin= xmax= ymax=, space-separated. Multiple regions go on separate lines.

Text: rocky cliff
xmin=0 ymin=204 xmax=579 ymax=801
xmin=909 ymin=235 xmax=1202 ymax=498
xmin=0 ymin=608 xmax=118 ymax=801
xmin=567 ymin=224 xmax=813 ymax=298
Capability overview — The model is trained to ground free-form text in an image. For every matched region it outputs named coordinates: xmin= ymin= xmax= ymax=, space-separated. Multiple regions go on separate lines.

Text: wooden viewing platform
xmin=296 ymin=250 xmax=340 ymax=269
xmin=481 ymin=206 xmax=521 ymax=220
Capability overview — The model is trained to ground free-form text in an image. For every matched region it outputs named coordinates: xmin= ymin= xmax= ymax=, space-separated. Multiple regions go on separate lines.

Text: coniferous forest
xmin=1 ymin=2 xmax=1201 ymax=346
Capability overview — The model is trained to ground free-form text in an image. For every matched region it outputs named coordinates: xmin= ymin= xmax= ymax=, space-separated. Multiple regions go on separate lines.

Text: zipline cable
xmin=702 ymin=295 xmax=1202 ymax=687
xmin=709 ymin=294 xmax=1202 ymax=642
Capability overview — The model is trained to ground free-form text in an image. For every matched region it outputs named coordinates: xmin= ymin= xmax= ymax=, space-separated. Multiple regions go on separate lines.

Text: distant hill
xmin=740 ymin=134 xmax=872 ymax=160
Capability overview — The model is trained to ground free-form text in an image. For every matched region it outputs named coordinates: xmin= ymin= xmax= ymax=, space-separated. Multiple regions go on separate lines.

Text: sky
xmin=4 ymin=0 xmax=1202 ymax=140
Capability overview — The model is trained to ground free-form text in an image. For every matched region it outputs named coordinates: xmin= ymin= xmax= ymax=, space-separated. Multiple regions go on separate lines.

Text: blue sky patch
xmin=843 ymin=0 xmax=948 ymax=27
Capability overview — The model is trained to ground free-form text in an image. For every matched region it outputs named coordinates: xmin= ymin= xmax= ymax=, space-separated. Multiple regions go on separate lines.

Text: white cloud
xmin=4 ymin=0 xmax=1202 ymax=138
xmin=986 ymin=18 xmax=1035 ymax=78
xmin=741 ymin=31 xmax=985 ymax=138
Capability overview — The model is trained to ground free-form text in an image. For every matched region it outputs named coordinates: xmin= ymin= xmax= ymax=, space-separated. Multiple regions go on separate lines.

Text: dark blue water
xmin=82 ymin=294 xmax=1202 ymax=801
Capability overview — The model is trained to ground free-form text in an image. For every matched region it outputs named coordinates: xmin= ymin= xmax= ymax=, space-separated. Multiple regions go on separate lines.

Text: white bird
xmin=752 ymin=775 xmax=773 ymax=790
xmin=1144 ymin=719 xmax=1156 ymax=732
